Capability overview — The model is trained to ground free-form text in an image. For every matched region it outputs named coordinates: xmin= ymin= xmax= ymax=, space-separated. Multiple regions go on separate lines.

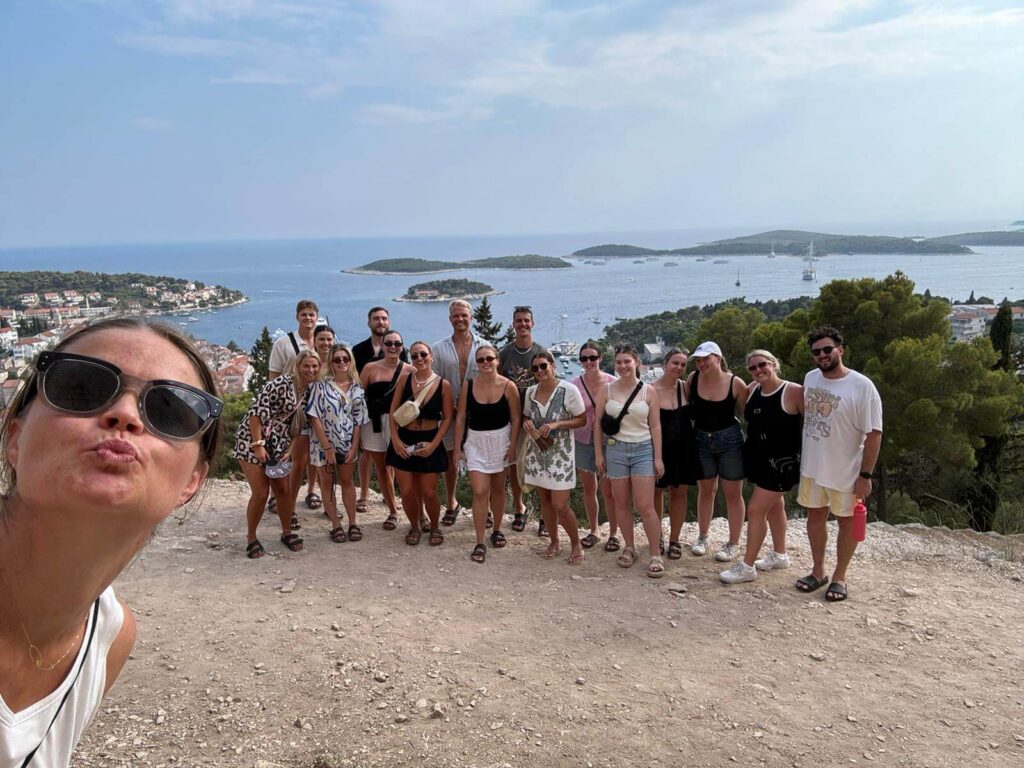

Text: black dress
xmin=657 ymin=380 xmax=701 ymax=488
xmin=386 ymin=376 xmax=449 ymax=474
xmin=743 ymin=382 xmax=802 ymax=492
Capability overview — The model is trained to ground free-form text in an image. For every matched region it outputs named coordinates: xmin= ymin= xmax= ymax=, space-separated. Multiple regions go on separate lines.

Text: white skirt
xmin=464 ymin=425 xmax=512 ymax=474
xmin=360 ymin=415 xmax=390 ymax=453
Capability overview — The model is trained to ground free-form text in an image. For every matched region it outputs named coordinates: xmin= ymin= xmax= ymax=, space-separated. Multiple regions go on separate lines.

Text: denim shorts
xmin=605 ymin=439 xmax=655 ymax=479
xmin=695 ymin=423 xmax=745 ymax=481
xmin=575 ymin=440 xmax=597 ymax=473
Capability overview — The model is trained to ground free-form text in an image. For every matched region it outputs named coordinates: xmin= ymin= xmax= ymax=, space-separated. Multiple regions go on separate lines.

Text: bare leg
xmin=270 ymin=476 xmax=294 ymax=535
xmin=833 ymin=516 xmax=858 ymax=584
xmin=631 ymin=476 xmax=661 ymax=557
xmin=743 ymin=486 xmax=778 ymax=567
xmin=552 ymin=489 xmax=581 ymax=562
xmin=289 ymin=435 xmax=310 ymax=506
xmin=510 ymin=469 xmax=526 ymax=517
xmin=538 ymin=488 xmax=559 ymax=556
xmin=600 ymin=473 xmax=619 ymax=538
xmin=767 ymin=496 xmax=787 ymax=554
xmin=417 ymin=472 xmax=442 ymax=530
xmin=338 ymin=463 xmax=357 ymax=526
xmin=609 ymin=478 xmax=634 ymax=550
xmin=667 ymin=485 xmax=689 ymax=544
xmin=806 ymin=506 xmax=830 ymax=580
xmin=241 ymin=462 xmax=270 ymax=543
xmin=443 ymin=449 xmax=459 ymax=510
xmin=316 ymin=466 xmax=342 ymax=530
xmin=394 ymin=469 xmax=419 ymax=529
xmin=370 ymin=451 xmax=399 ymax=516
xmin=489 ymin=470 xmax=507 ymax=533
xmin=469 ymin=471 xmax=491 ymax=546
xmin=580 ymin=469 xmax=600 ymax=534
xmin=721 ymin=478 xmax=746 ymax=546
xmin=696 ymin=477 xmax=718 ymax=537
xmin=358 ymin=450 xmax=371 ymax=505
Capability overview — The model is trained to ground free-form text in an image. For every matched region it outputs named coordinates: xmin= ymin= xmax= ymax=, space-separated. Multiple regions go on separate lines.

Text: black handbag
xmin=600 ymin=382 xmax=643 ymax=436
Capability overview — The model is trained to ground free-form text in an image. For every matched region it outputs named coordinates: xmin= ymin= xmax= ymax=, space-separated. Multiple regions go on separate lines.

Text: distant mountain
xmin=1012 ymin=220 xmax=1024 ymax=227
xmin=573 ymin=244 xmax=660 ymax=257
xmin=925 ymin=231 xmax=1024 ymax=246
xmin=347 ymin=254 xmax=572 ymax=274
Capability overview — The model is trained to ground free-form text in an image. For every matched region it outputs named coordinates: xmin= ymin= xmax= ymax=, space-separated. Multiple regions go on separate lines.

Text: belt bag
xmin=600 ymin=382 xmax=643 ymax=436
xmin=393 ymin=374 xmax=439 ymax=428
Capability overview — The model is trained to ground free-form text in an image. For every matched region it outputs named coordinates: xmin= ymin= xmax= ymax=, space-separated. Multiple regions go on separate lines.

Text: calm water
xmin=2 ymin=230 xmax=1022 ymax=351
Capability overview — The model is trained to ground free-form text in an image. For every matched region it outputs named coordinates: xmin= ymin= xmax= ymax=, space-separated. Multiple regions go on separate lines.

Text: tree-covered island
xmin=346 ymin=254 xmax=571 ymax=274
xmin=395 ymin=278 xmax=500 ymax=303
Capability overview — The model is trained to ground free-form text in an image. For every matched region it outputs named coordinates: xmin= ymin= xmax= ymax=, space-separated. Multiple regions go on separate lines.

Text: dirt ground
xmin=74 ymin=479 xmax=1024 ymax=768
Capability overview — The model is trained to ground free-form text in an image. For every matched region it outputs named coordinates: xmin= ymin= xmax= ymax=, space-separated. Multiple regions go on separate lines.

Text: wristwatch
xmin=858 ymin=470 xmax=873 ymax=479
xmin=251 ymin=439 xmax=266 ymax=447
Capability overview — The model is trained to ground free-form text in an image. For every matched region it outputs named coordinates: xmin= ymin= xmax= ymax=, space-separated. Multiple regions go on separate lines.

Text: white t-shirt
xmin=801 ymin=368 xmax=883 ymax=492
xmin=269 ymin=332 xmax=312 ymax=376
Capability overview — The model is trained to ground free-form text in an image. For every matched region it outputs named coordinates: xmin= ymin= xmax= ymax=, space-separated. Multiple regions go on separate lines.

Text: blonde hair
xmin=745 ymin=348 xmax=781 ymax=374
xmin=325 ymin=343 xmax=360 ymax=386
xmin=449 ymin=299 xmax=471 ymax=314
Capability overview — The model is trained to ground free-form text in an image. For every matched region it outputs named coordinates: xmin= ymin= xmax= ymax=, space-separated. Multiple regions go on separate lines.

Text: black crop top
xmin=466 ymin=379 xmax=511 ymax=431
xmin=400 ymin=374 xmax=444 ymax=424
xmin=690 ymin=370 xmax=740 ymax=432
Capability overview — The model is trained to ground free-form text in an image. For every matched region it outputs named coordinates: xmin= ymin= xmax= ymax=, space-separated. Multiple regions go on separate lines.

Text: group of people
xmin=234 ymin=300 xmax=883 ymax=604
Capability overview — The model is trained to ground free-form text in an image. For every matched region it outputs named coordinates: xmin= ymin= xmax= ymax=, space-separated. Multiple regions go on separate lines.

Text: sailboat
xmin=769 ymin=239 xmax=777 ymax=258
xmin=802 ymin=241 xmax=817 ymax=281
xmin=735 ymin=268 xmax=741 ymax=287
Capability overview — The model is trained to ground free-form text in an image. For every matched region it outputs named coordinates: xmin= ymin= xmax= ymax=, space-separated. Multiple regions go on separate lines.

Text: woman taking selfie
xmin=0 ymin=317 xmax=222 ymax=767
xmin=387 ymin=342 xmax=453 ymax=545
xmin=306 ymin=342 xmax=368 ymax=544
xmin=234 ymin=350 xmax=321 ymax=557
xmin=452 ymin=344 xmax=521 ymax=563
xmin=521 ymin=351 xmax=587 ymax=565
xmin=570 ymin=342 xmax=620 ymax=552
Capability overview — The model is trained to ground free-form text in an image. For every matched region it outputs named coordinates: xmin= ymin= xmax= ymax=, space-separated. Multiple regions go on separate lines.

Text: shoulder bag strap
xmin=410 ymin=375 xmax=439 ymax=408
xmin=676 ymin=379 xmax=682 ymax=408
xmin=578 ymin=377 xmax=595 ymax=408
xmin=21 ymin=599 xmax=102 ymax=768
xmin=288 ymin=332 xmax=300 ymax=355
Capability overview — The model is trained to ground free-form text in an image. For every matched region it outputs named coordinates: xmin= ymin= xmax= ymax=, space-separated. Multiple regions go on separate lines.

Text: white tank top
xmin=0 ymin=587 xmax=124 ymax=768
xmin=605 ymin=382 xmax=651 ymax=443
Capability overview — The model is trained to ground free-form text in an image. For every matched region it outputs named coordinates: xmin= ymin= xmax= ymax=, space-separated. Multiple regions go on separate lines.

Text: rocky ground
xmin=75 ymin=480 xmax=1024 ymax=768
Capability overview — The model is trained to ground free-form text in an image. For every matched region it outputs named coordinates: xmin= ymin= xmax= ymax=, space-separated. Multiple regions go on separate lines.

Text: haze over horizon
xmin=2 ymin=1 xmax=1022 ymax=249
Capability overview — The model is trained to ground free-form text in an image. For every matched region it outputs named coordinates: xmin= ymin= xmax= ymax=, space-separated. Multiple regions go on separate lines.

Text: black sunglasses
xmin=476 ymin=355 xmax=497 ymax=363
xmin=332 ymin=355 xmax=351 ymax=364
xmin=35 ymin=351 xmax=222 ymax=442
xmin=382 ymin=340 xmax=403 ymax=348
xmin=747 ymin=361 xmax=770 ymax=372
xmin=579 ymin=354 xmax=600 ymax=362
xmin=531 ymin=362 xmax=550 ymax=372
xmin=811 ymin=345 xmax=836 ymax=357
xmin=410 ymin=351 xmax=430 ymax=360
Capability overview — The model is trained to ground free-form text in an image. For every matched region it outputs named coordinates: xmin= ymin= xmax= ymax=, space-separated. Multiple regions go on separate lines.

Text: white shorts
xmin=464 ymin=426 xmax=512 ymax=474
xmin=360 ymin=416 xmax=390 ymax=453
xmin=797 ymin=475 xmax=855 ymax=517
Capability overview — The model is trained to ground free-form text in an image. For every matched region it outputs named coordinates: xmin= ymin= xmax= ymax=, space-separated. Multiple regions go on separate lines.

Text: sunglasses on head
xmin=382 ymin=340 xmax=403 ymax=348
xmin=410 ymin=351 xmax=430 ymax=361
xmin=476 ymin=355 xmax=496 ymax=364
xmin=811 ymin=345 xmax=836 ymax=357
xmin=747 ymin=361 xmax=770 ymax=373
xmin=34 ymin=351 xmax=222 ymax=442
xmin=531 ymin=362 xmax=550 ymax=372
xmin=332 ymin=355 xmax=351 ymax=364
xmin=579 ymin=354 xmax=600 ymax=362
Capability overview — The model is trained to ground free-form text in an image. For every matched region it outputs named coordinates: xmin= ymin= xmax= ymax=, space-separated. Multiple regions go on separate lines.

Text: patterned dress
xmin=522 ymin=380 xmax=586 ymax=491
xmin=305 ymin=380 xmax=369 ymax=466
xmin=232 ymin=374 xmax=305 ymax=465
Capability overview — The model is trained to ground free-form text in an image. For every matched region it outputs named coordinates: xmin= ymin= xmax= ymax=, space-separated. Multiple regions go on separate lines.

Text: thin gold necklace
xmin=0 ymin=558 xmax=86 ymax=672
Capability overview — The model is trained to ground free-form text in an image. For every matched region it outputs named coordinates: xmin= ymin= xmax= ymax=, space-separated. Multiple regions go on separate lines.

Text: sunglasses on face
xmin=410 ymin=351 xmax=430 ymax=361
xmin=382 ymin=340 xmax=403 ymax=348
xmin=332 ymin=356 xmax=350 ymax=364
xmin=579 ymin=354 xmax=600 ymax=362
xmin=34 ymin=351 xmax=222 ymax=442
xmin=747 ymin=361 xmax=770 ymax=373
xmin=476 ymin=355 xmax=496 ymax=364
xmin=531 ymin=362 xmax=550 ymax=372
xmin=811 ymin=345 xmax=836 ymax=357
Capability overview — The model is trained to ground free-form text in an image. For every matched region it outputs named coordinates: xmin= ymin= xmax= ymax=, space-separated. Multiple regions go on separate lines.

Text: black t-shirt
xmin=352 ymin=336 xmax=409 ymax=375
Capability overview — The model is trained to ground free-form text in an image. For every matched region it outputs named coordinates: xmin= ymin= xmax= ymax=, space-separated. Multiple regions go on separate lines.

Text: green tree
xmin=226 ymin=339 xmax=242 ymax=354
xmin=690 ymin=306 xmax=766 ymax=378
xmin=990 ymin=301 xmax=1013 ymax=371
xmin=248 ymin=326 xmax=273 ymax=396
xmin=213 ymin=392 xmax=253 ymax=477
xmin=472 ymin=296 xmax=510 ymax=346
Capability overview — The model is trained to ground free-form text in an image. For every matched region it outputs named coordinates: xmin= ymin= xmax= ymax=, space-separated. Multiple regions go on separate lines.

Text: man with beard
xmin=796 ymin=326 xmax=882 ymax=603
xmin=353 ymin=307 xmax=407 ymax=513
xmin=432 ymin=300 xmax=482 ymax=525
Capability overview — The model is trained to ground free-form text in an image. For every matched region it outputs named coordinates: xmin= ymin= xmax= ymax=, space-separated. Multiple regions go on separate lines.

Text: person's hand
xmin=254 ymin=445 xmax=268 ymax=464
xmin=418 ymin=441 xmax=438 ymax=456
xmin=654 ymin=459 xmax=665 ymax=479
xmin=394 ymin=441 xmax=410 ymax=459
xmin=854 ymin=476 xmax=873 ymax=500
xmin=324 ymin=446 xmax=336 ymax=466
xmin=452 ymin=450 xmax=462 ymax=468
xmin=536 ymin=422 xmax=553 ymax=439
xmin=596 ymin=455 xmax=605 ymax=477
xmin=345 ymin=446 xmax=358 ymax=464
xmin=523 ymin=419 xmax=536 ymax=436
xmin=504 ymin=445 xmax=516 ymax=464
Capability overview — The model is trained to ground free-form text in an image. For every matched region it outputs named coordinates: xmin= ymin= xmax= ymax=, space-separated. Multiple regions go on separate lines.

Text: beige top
xmin=605 ymin=382 xmax=651 ymax=443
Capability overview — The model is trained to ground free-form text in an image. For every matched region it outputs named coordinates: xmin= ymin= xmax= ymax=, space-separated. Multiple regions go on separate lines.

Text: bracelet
xmin=250 ymin=439 xmax=266 ymax=447
xmin=858 ymin=470 xmax=873 ymax=479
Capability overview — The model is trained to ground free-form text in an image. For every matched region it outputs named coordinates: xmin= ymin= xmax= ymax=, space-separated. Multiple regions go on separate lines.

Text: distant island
xmin=347 ymin=254 xmax=572 ymax=274
xmin=395 ymin=278 xmax=501 ymax=303
xmin=1013 ymin=220 xmax=1024 ymax=227
xmin=569 ymin=229 xmax=1021 ymax=258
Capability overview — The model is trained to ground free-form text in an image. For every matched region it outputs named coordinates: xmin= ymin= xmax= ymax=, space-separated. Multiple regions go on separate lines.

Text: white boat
xmin=713 ymin=259 xmax=728 ymax=264
xmin=548 ymin=340 xmax=579 ymax=357
xmin=802 ymin=241 xmax=817 ymax=281
xmin=769 ymin=240 xmax=777 ymax=258
xmin=664 ymin=261 xmax=679 ymax=267
xmin=735 ymin=269 xmax=741 ymax=287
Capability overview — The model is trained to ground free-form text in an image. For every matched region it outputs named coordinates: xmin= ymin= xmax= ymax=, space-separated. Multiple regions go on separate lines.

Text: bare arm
xmin=646 ymin=385 xmax=664 ymax=478
xmin=854 ymin=429 xmax=883 ymax=500
xmin=451 ymin=379 xmax=470 ymax=465
xmin=388 ymin=372 xmax=411 ymax=457
xmin=593 ymin=384 xmax=608 ymax=476
xmin=733 ymin=375 xmax=748 ymax=416
xmin=506 ymin=380 xmax=522 ymax=464
xmin=309 ymin=415 xmax=334 ymax=465
xmin=426 ymin=380 xmax=454 ymax=455
xmin=104 ymin=600 xmax=138 ymax=695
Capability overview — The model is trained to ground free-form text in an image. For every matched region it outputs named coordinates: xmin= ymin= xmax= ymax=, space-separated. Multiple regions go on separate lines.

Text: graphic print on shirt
xmin=804 ymin=387 xmax=843 ymax=440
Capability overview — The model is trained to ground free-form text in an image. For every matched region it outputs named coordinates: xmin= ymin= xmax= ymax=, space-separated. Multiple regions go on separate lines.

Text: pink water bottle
xmin=852 ymin=499 xmax=867 ymax=542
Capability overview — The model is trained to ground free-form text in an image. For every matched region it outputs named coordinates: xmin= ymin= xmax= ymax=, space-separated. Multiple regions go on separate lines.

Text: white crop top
xmin=604 ymin=382 xmax=651 ymax=443
xmin=0 ymin=587 xmax=125 ymax=768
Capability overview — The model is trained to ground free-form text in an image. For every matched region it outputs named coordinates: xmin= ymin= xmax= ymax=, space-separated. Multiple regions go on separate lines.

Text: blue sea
xmin=3 ymin=226 xmax=1022 ymax=354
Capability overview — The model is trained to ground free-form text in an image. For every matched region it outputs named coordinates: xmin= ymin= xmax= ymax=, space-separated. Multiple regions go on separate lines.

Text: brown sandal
xmin=382 ymin=513 xmax=397 ymax=530
xmin=405 ymin=528 xmax=422 ymax=546
xmin=347 ymin=524 xmax=363 ymax=542
xmin=329 ymin=526 xmax=347 ymax=543
xmin=429 ymin=528 xmax=444 ymax=546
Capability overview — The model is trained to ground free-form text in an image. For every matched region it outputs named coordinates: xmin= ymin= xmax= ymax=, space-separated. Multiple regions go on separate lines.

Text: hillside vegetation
xmin=350 ymin=255 xmax=571 ymax=273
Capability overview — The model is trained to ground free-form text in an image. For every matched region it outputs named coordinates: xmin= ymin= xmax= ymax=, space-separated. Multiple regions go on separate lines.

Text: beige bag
xmin=393 ymin=374 xmax=439 ymax=428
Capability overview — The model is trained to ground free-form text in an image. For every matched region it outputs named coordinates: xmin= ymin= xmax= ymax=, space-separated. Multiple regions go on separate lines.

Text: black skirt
xmin=386 ymin=426 xmax=449 ymax=474
xmin=657 ymin=404 xmax=700 ymax=488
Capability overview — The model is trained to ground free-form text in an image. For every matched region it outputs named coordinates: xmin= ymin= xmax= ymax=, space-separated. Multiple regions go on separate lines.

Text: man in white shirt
xmin=268 ymin=299 xmax=319 ymax=378
xmin=432 ymin=300 xmax=481 ymax=524
xmin=796 ymin=326 xmax=883 ymax=603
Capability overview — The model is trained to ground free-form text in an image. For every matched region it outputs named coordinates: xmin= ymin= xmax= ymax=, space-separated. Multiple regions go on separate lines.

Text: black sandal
xmin=442 ymin=505 xmax=461 ymax=526
xmin=604 ymin=535 xmax=621 ymax=553
xmin=290 ymin=514 xmax=301 ymax=531
xmin=580 ymin=532 xmax=600 ymax=549
xmin=470 ymin=543 xmax=486 ymax=563
xmin=490 ymin=530 xmax=507 ymax=548
xmin=280 ymin=533 xmax=304 ymax=552
xmin=347 ymin=524 xmax=363 ymax=542
xmin=246 ymin=539 xmax=264 ymax=559
xmin=667 ymin=540 xmax=683 ymax=560
xmin=825 ymin=582 xmax=849 ymax=602
xmin=305 ymin=492 xmax=322 ymax=510
xmin=486 ymin=512 xmax=493 ymax=528
xmin=537 ymin=519 xmax=547 ymax=537
xmin=511 ymin=512 xmax=526 ymax=532
xmin=329 ymin=526 xmax=347 ymax=543
xmin=795 ymin=574 xmax=829 ymax=593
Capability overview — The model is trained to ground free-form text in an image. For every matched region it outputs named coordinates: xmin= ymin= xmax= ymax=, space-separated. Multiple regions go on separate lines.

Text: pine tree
xmin=472 ymin=296 xmax=507 ymax=346
xmin=248 ymin=326 xmax=273 ymax=395
xmin=990 ymin=301 xmax=1013 ymax=372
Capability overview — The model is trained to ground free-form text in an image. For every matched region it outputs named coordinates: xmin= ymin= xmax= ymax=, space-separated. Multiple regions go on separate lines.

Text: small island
xmin=395 ymin=278 xmax=501 ymax=303
xmin=347 ymin=254 xmax=572 ymax=274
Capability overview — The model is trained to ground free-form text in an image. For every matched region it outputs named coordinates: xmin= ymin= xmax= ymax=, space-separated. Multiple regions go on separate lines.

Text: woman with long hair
xmin=452 ymin=344 xmax=521 ymax=563
xmin=387 ymin=342 xmax=454 ymax=545
xmin=721 ymin=349 xmax=803 ymax=584
xmin=235 ymin=349 xmax=321 ymax=556
xmin=652 ymin=347 xmax=700 ymax=560
xmin=521 ymin=351 xmax=588 ymax=564
xmin=298 ymin=323 xmax=337 ymax=512
xmin=360 ymin=330 xmax=412 ymax=531
xmin=686 ymin=341 xmax=749 ymax=561
xmin=594 ymin=344 xmax=666 ymax=577
xmin=306 ymin=342 xmax=368 ymax=544
xmin=0 ymin=318 xmax=222 ymax=767
xmin=570 ymin=341 xmax=620 ymax=552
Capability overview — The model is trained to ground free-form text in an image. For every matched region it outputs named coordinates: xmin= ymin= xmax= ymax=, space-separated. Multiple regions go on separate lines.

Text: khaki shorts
xmin=797 ymin=475 xmax=856 ymax=517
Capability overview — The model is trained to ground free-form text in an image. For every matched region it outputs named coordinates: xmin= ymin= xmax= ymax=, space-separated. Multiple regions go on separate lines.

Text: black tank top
xmin=690 ymin=370 xmax=739 ymax=432
xmin=401 ymin=374 xmax=444 ymax=423
xmin=466 ymin=379 xmax=511 ymax=431
xmin=744 ymin=382 xmax=802 ymax=447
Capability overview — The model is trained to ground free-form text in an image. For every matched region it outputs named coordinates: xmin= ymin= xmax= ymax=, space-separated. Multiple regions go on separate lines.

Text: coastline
xmin=344 ymin=266 xmax=572 ymax=275
xmin=394 ymin=290 xmax=505 ymax=303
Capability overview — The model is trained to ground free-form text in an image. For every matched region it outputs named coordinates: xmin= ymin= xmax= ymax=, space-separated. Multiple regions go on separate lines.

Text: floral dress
xmin=232 ymin=374 xmax=304 ymax=465
xmin=522 ymin=380 xmax=586 ymax=491
xmin=305 ymin=380 xmax=369 ymax=467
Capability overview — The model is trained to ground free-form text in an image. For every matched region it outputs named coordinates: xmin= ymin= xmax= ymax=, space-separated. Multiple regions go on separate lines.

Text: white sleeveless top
xmin=605 ymin=382 xmax=652 ymax=443
xmin=0 ymin=587 xmax=124 ymax=768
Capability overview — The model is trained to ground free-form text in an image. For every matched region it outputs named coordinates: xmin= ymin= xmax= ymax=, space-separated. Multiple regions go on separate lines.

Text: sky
xmin=1 ymin=0 xmax=1022 ymax=248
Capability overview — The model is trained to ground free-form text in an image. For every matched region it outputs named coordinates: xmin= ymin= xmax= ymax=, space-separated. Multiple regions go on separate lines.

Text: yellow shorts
xmin=797 ymin=475 xmax=856 ymax=517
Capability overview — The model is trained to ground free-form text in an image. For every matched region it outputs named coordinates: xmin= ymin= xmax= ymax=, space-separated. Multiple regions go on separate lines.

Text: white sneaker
xmin=690 ymin=535 xmax=709 ymax=556
xmin=720 ymin=561 xmax=757 ymax=584
xmin=714 ymin=541 xmax=740 ymax=562
xmin=754 ymin=551 xmax=791 ymax=571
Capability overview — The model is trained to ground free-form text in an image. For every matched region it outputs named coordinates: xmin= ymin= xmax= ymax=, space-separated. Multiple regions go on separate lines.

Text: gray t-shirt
xmin=499 ymin=340 xmax=546 ymax=406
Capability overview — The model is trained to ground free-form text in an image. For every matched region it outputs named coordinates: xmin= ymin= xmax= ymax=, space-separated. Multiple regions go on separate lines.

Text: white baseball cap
xmin=692 ymin=341 xmax=722 ymax=358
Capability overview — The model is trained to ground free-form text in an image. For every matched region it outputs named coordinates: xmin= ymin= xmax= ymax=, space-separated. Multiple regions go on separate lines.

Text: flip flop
xmin=305 ymin=492 xmax=322 ymax=510
xmin=580 ymin=532 xmax=600 ymax=549
xmin=825 ymin=582 xmax=849 ymax=602
xmin=279 ymin=533 xmax=304 ymax=552
xmin=795 ymin=574 xmax=830 ymax=593
xmin=347 ymin=524 xmax=363 ymax=542
xmin=246 ymin=539 xmax=264 ymax=559
xmin=568 ymin=549 xmax=584 ymax=566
